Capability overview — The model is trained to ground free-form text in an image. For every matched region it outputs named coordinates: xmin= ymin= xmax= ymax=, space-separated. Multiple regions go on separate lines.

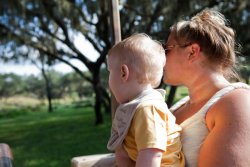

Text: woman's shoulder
xmin=206 ymin=82 xmax=250 ymax=129
xmin=199 ymin=83 xmax=250 ymax=167
xmin=219 ymin=84 xmax=250 ymax=113
xmin=205 ymin=82 xmax=250 ymax=111
xmin=229 ymin=82 xmax=250 ymax=91
xmin=217 ymin=82 xmax=250 ymax=105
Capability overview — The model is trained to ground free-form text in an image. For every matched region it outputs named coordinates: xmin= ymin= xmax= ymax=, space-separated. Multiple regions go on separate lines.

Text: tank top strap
xmin=170 ymin=82 xmax=250 ymax=116
xmin=197 ymin=82 xmax=250 ymax=117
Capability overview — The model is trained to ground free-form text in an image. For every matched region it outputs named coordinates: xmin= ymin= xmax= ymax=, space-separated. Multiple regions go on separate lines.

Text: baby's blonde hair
xmin=108 ymin=33 xmax=166 ymax=88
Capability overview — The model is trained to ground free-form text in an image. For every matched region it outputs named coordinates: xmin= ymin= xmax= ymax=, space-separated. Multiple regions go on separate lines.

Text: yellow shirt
xmin=123 ymin=102 xmax=185 ymax=167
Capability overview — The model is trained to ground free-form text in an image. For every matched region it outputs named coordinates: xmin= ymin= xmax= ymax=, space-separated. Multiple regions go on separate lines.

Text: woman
xmin=163 ymin=9 xmax=250 ymax=167
xmin=72 ymin=9 xmax=250 ymax=167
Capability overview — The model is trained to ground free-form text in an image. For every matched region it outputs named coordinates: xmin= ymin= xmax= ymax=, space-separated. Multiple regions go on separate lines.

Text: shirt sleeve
xmin=133 ymin=104 xmax=167 ymax=151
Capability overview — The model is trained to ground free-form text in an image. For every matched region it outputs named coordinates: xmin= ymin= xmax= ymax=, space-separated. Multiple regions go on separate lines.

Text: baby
xmin=107 ymin=33 xmax=184 ymax=167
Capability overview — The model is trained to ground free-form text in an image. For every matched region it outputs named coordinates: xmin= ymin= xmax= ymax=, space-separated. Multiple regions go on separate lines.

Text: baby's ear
xmin=121 ymin=64 xmax=129 ymax=81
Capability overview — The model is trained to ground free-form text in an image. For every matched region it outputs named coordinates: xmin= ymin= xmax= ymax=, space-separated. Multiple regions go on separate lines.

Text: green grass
xmin=0 ymin=103 xmax=112 ymax=167
xmin=0 ymin=86 xmax=188 ymax=167
xmin=175 ymin=86 xmax=189 ymax=101
xmin=166 ymin=85 xmax=189 ymax=104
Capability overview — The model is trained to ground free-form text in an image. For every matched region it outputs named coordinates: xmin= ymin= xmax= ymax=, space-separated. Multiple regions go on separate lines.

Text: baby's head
xmin=107 ymin=33 xmax=166 ymax=88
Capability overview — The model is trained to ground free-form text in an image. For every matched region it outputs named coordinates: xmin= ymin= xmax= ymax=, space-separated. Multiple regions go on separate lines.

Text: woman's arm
xmin=198 ymin=89 xmax=250 ymax=167
xmin=136 ymin=148 xmax=163 ymax=167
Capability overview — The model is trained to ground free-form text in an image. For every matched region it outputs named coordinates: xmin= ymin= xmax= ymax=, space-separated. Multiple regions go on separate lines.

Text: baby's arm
xmin=136 ymin=148 xmax=163 ymax=167
xmin=115 ymin=145 xmax=135 ymax=167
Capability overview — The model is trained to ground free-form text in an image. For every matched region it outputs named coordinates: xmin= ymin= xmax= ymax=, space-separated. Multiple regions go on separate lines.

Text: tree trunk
xmin=166 ymin=86 xmax=178 ymax=107
xmin=46 ymin=81 xmax=53 ymax=113
xmin=100 ymin=86 xmax=111 ymax=114
xmin=93 ymin=83 xmax=104 ymax=125
xmin=41 ymin=68 xmax=53 ymax=113
xmin=92 ymin=69 xmax=104 ymax=125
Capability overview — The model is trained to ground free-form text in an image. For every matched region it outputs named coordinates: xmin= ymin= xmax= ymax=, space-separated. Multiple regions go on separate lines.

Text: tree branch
xmin=41 ymin=1 xmax=95 ymax=71
xmin=66 ymin=0 xmax=96 ymax=26
xmin=1 ymin=22 xmax=92 ymax=82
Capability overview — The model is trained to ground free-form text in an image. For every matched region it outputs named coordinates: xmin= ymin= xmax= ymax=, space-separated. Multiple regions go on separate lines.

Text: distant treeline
xmin=0 ymin=70 xmax=106 ymax=101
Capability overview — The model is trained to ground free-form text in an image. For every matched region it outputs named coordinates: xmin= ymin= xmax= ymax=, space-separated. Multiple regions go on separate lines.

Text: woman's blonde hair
xmin=170 ymin=8 xmax=240 ymax=80
xmin=108 ymin=33 xmax=166 ymax=88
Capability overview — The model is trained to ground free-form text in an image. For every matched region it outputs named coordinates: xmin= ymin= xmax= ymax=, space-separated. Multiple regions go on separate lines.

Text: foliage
xmin=0 ymin=0 xmax=250 ymax=123
xmin=0 ymin=71 xmax=93 ymax=101
xmin=60 ymin=71 xmax=94 ymax=99
xmin=0 ymin=73 xmax=25 ymax=98
xmin=0 ymin=0 xmax=112 ymax=124
xmin=24 ymin=74 xmax=46 ymax=99
xmin=238 ymin=56 xmax=250 ymax=83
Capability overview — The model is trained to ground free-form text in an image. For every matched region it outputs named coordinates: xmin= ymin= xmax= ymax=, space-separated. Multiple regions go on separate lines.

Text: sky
xmin=0 ymin=60 xmax=85 ymax=76
xmin=0 ymin=34 xmax=99 ymax=76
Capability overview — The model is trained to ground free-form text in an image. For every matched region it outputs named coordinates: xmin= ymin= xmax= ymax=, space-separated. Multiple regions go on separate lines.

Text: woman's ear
xmin=187 ymin=43 xmax=201 ymax=62
xmin=121 ymin=64 xmax=129 ymax=81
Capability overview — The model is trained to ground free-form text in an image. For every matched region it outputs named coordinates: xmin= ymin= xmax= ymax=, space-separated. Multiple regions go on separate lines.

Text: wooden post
xmin=110 ymin=0 xmax=121 ymax=119
xmin=110 ymin=0 xmax=121 ymax=44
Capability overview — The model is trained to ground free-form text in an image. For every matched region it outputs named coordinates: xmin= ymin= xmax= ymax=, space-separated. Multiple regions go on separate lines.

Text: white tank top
xmin=170 ymin=82 xmax=250 ymax=167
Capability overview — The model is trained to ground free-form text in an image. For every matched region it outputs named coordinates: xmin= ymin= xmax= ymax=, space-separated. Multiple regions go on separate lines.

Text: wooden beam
xmin=110 ymin=0 xmax=121 ymax=45
xmin=110 ymin=0 xmax=121 ymax=119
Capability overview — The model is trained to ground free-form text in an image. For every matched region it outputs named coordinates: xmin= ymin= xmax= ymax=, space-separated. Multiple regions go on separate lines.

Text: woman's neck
xmin=186 ymin=72 xmax=230 ymax=104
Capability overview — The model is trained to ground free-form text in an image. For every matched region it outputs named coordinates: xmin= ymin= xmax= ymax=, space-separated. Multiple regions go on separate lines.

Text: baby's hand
xmin=115 ymin=145 xmax=135 ymax=167
xmin=136 ymin=148 xmax=163 ymax=167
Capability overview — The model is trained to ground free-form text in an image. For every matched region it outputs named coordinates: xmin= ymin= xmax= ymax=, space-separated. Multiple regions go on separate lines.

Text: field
xmin=0 ymin=86 xmax=188 ymax=167
xmin=0 ymin=100 xmax=112 ymax=167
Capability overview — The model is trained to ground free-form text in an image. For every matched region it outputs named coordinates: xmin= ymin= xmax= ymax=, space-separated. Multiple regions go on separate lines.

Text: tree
xmin=0 ymin=0 xmax=112 ymax=124
xmin=1 ymin=0 xmax=250 ymax=124
xmin=0 ymin=73 xmax=24 ymax=99
xmin=31 ymin=54 xmax=55 ymax=112
xmin=238 ymin=56 xmax=250 ymax=84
